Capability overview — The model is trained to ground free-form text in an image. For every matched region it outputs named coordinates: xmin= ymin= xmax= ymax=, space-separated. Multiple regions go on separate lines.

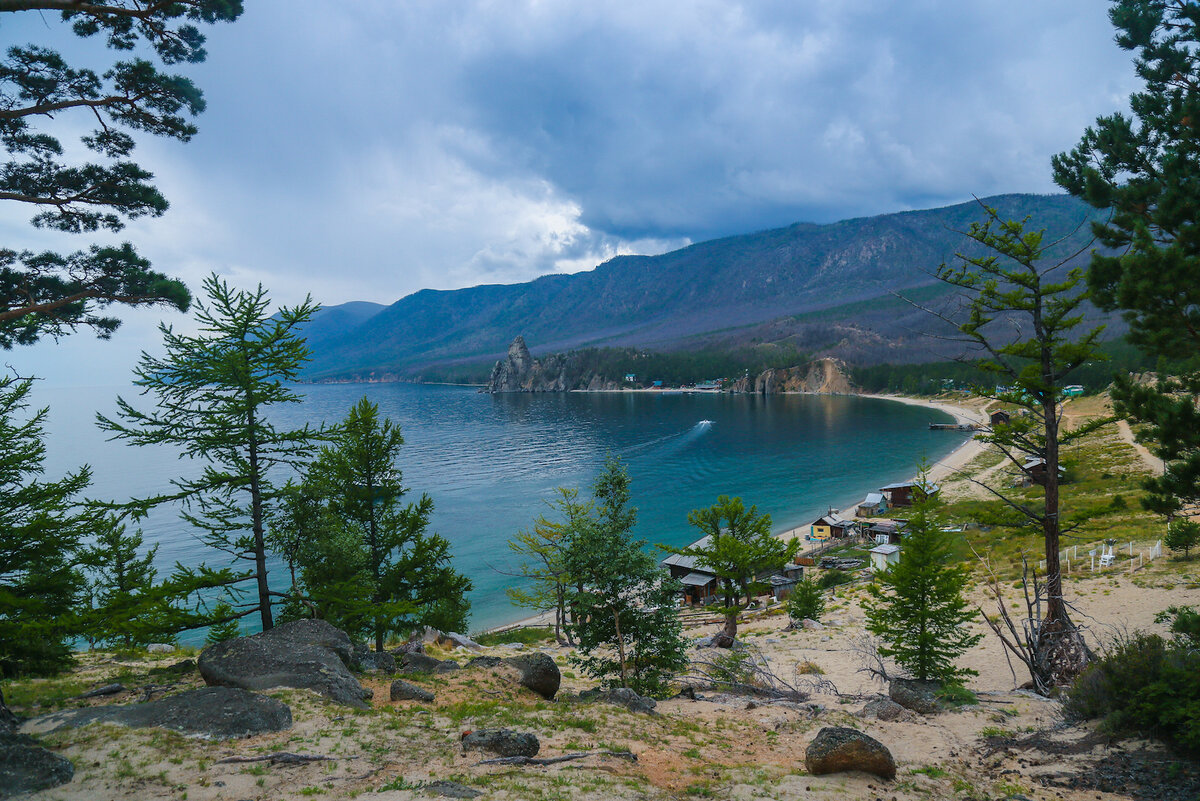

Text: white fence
xmin=1038 ymin=539 xmax=1164 ymax=574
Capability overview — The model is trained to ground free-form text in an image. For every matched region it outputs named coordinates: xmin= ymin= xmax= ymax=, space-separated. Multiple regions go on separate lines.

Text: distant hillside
xmin=300 ymin=194 xmax=1106 ymax=381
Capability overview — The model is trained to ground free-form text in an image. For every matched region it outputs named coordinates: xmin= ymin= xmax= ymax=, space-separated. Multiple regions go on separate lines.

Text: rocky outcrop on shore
xmin=726 ymin=358 xmax=858 ymax=394
xmin=486 ymin=337 xmax=621 ymax=393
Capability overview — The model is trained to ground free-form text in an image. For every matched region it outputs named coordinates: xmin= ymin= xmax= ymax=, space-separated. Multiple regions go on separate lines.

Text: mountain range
xmin=299 ymin=194 xmax=1106 ymax=382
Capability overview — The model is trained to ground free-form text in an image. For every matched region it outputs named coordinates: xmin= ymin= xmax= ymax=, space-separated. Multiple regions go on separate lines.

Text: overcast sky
xmin=6 ymin=1 xmax=1137 ymax=386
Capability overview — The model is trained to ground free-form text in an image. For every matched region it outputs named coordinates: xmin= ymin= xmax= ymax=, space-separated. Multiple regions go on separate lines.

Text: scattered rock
xmin=800 ymin=618 xmax=825 ymax=630
xmin=506 ymin=652 xmax=561 ymax=700
xmin=465 ymin=656 xmax=503 ymax=670
xmin=425 ymin=780 xmax=483 ymax=798
xmin=439 ymin=632 xmax=483 ymax=651
xmin=147 ymin=643 xmax=176 ymax=654
xmin=393 ymin=635 xmax=426 ymax=656
xmin=0 ymin=731 xmax=74 ymax=799
xmin=857 ymin=695 xmax=908 ymax=722
xmin=397 ymin=653 xmax=461 ymax=674
xmin=499 ymin=642 xmax=526 ymax=650
xmin=804 ymin=726 xmax=896 ymax=780
xmin=198 ymin=619 xmax=372 ymax=708
xmin=149 ymin=659 xmax=197 ymax=678
xmin=889 ymin=678 xmax=943 ymax=715
xmin=461 ymin=729 xmax=539 ymax=758
xmin=390 ymin=680 xmax=435 ymax=703
xmin=73 ymin=683 xmax=125 ymax=700
xmin=352 ymin=644 xmax=397 ymax=674
xmin=674 ymin=685 xmax=699 ymax=701
xmin=579 ymin=687 xmax=657 ymax=715
xmin=26 ymin=687 xmax=291 ymax=740
xmin=765 ymin=637 xmax=781 ymax=644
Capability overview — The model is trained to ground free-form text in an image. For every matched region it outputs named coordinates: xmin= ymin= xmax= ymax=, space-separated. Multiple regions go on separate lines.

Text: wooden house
xmin=880 ymin=480 xmax=940 ymax=509
xmin=660 ymin=537 xmax=720 ymax=606
xmin=808 ymin=513 xmax=857 ymax=541
xmin=856 ymin=492 xmax=886 ymax=517
xmin=989 ymin=410 xmax=1011 ymax=427
xmin=866 ymin=520 xmax=905 ymax=545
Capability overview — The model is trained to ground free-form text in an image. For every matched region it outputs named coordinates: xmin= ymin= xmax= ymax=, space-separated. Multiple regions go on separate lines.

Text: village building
xmin=856 ymin=492 xmax=886 ymax=517
xmin=879 ymin=480 xmax=940 ymax=509
xmin=869 ymin=543 xmax=901 ymax=572
xmin=865 ymin=519 xmax=906 ymax=545
xmin=660 ymin=536 xmax=719 ymax=606
xmin=808 ymin=512 xmax=857 ymax=541
xmin=989 ymin=409 xmax=1011 ymax=427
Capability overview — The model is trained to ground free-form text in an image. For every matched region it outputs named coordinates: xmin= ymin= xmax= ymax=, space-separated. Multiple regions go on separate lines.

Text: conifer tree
xmin=98 ymin=275 xmax=328 ymax=633
xmin=0 ymin=376 xmax=89 ymax=676
xmin=672 ymin=495 xmax=797 ymax=645
xmin=563 ymin=458 xmax=688 ymax=696
xmin=289 ymin=398 xmax=471 ymax=648
xmin=1053 ymin=0 xmax=1200 ymax=521
xmin=507 ymin=487 xmax=588 ymax=644
xmin=864 ymin=493 xmax=981 ymax=684
xmin=81 ymin=518 xmax=162 ymax=648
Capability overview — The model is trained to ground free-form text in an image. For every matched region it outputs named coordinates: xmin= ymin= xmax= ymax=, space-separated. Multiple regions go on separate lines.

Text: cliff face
xmin=488 ymin=339 xmax=856 ymax=395
xmin=487 ymin=337 xmax=621 ymax=393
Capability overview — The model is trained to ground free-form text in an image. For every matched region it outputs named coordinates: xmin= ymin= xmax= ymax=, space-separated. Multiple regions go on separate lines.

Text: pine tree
xmin=1053 ymin=1 xmax=1200 ymax=521
xmin=563 ymin=458 xmax=688 ymax=697
xmin=0 ymin=377 xmax=90 ymax=676
xmin=1165 ymin=520 xmax=1200 ymax=560
xmin=785 ymin=577 xmax=825 ymax=625
xmin=98 ymin=275 xmax=329 ymax=632
xmin=0 ymin=2 xmax=244 ymax=344
xmin=672 ymin=495 xmax=797 ymax=645
xmin=205 ymin=602 xmax=244 ymax=645
xmin=864 ymin=496 xmax=981 ymax=684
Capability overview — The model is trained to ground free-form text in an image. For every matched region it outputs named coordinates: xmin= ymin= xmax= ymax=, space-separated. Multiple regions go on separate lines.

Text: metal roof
xmin=860 ymin=492 xmax=884 ymax=505
xmin=679 ymin=571 xmax=718 ymax=586
xmin=870 ymin=544 xmax=901 ymax=555
xmin=660 ymin=535 xmax=713 ymax=570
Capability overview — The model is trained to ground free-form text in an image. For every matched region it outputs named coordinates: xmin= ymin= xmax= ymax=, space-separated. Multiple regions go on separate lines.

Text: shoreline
xmin=483 ymin=391 xmax=991 ymax=635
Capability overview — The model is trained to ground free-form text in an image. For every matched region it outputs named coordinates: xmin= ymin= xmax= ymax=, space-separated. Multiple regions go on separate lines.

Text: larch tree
xmin=98 ymin=274 xmax=328 ymax=633
xmin=507 ymin=487 xmax=589 ymax=645
xmin=928 ymin=203 xmax=1105 ymax=690
xmin=563 ymin=457 xmax=688 ymax=697
xmin=0 ymin=376 xmax=90 ymax=676
xmin=0 ymin=1 xmax=244 ymax=345
xmin=1053 ymin=0 xmax=1200 ymax=523
xmin=671 ymin=495 xmax=797 ymax=646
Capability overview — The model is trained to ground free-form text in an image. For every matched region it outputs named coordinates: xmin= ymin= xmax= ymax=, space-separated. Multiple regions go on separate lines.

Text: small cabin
xmin=624 ymin=373 xmax=636 ymax=383
xmin=867 ymin=520 xmax=904 ymax=545
xmin=661 ymin=537 xmax=720 ymax=606
xmin=880 ymin=480 xmax=940 ymax=509
xmin=770 ymin=573 xmax=798 ymax=601
xmin=990 ymin=410 xmax=1011 ymax=427
xmin=869 ymin=543 xmax=901 ymax=572
xmin=808 ymin=513 xmax=856 ymax=541
xmin=856 ymin=492 xmax=886 ymax=517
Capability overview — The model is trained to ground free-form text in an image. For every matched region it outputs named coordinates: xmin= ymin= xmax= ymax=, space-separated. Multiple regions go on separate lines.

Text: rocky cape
xmin=487 ymin=336 xmax=858 ymax=395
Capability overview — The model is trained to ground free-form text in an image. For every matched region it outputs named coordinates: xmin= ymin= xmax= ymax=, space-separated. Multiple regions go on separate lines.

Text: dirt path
xmin=1116 ymin=419 xmax=1164 ymax=475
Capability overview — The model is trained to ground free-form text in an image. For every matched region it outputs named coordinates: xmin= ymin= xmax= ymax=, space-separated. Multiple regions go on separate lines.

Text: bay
xmin=35 ymin=383 xmax=968 ymax=638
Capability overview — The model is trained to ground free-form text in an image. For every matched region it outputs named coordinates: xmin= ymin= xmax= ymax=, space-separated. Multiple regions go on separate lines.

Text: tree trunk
xmin=247 ymin=411 xmax=273 ymax=633
xmin=612 ymin=607 xmax=628 ymax=688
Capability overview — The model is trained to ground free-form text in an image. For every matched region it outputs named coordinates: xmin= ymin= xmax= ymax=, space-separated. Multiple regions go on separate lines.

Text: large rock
xmin=199 ymin=619 xmax=371 ymax=708
xmin=804 ymin=726 xmax=896 ymax=780
xmin=889 ymin=678 xmax=943 ymax=715
xmin=0 ymin=732 xmax=74 ymax=799
xmin=25 ymin=687 xmax=292 ymax=740
xmin=461 ymin=729 xmax=539 ymax=758
xmin=439 ymin=632 xmax=483 ymax=651
xmin=506 ymin=653 xmax=561 ymax=700
xmin=352 ymin=643 xmax=397 ymax=674
xmin=389 ymin=680 xmax=435 ymax=703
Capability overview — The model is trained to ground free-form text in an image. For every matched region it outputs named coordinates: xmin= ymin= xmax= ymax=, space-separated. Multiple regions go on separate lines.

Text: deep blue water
xmin=35 ymin=383 xmax=967 ymax=637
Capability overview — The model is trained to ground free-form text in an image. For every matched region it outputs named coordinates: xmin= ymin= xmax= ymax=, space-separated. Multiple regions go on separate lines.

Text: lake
xmin=35 ymin=383 xmax=967 ymax=637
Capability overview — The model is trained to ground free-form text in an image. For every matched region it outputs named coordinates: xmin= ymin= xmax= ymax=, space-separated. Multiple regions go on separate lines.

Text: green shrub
xmin=785 ymin=578 xmax=825 ymax=623
xmin=474 ymin=626 xmax=555 ymax=647
xmin=817 ymin=569 xmax=852 ymax=590
xmin=1066 ymin=613 xmax=1200 ymax=755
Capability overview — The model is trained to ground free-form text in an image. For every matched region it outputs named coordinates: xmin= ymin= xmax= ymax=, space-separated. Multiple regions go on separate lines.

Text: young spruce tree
xmin=864 ymin=488 xmax=981 ymax=685
xmin=563 ymin=458 xmax=688 ymax=697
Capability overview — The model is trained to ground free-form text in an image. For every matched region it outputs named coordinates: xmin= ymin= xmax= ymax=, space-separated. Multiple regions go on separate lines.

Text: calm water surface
xmin=36 ymin=383 xmax=967 ymax=637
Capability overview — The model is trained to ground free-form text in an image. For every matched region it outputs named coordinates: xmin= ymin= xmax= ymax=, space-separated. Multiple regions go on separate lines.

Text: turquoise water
xmin=36 ymin=383 xmax=967 ymax=636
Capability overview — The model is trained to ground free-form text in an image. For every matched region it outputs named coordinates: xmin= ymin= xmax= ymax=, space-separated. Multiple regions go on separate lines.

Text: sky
xmin=5 ymin=0 xmax=1139 ymax=387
